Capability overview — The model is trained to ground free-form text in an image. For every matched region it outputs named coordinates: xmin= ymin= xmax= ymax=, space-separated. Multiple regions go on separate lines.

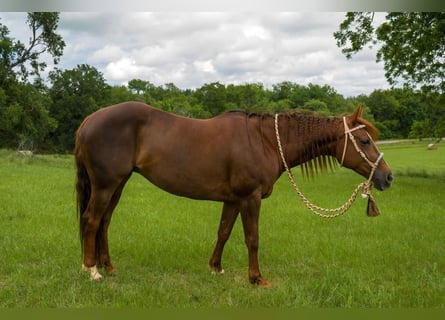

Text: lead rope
xmin=274 ymin=114 xmax=375 ymax=219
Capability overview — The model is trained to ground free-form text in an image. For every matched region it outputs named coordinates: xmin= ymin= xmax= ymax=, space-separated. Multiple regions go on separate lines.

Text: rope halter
xmin=340 ymin=116 xmax=384 ymax=185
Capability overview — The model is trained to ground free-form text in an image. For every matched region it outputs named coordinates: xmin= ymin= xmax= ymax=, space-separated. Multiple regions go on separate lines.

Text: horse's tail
xmin=75 ymin=134 xmax=90 ymax=252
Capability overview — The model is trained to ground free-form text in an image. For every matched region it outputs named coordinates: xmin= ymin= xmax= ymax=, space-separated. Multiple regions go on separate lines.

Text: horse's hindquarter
xmin=76 ymin=103 xmax=145 ymax=185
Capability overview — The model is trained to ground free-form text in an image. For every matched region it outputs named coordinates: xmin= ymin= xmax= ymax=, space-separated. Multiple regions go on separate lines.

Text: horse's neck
xmin=283 ymin=115 xmax=340 ymax=167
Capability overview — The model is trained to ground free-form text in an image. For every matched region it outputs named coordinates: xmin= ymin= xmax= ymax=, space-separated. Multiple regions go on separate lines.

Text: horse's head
xmin=336 ymin=105 xmax=393 ymax=191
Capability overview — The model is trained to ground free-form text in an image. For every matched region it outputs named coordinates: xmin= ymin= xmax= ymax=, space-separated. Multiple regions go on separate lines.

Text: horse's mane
xmin=223 ymin=109 xmax=378 ymax=138
xmin=288 ymin=112 xmax=340 ymax=177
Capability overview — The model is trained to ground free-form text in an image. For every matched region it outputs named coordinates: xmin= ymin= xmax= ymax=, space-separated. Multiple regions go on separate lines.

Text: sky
xmin=0 ymin=12 xmax=390 ymax=97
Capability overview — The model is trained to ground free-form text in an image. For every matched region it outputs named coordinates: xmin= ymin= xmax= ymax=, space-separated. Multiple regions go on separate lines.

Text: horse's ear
xmin=349 ymin=104 xmax=364 ymax=123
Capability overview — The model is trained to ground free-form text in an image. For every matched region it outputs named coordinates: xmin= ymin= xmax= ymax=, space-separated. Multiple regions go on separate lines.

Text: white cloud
xmin=0 ymin=12 xmax=390 ymax=96
xmin=242 ymin=25 xmax=271 ymax=40
xmin=90 ymin=45 xmax=125 ymax=63
xmin=103 ymin=57 xmax=143 ymax=80
xmin=194 ymin=60 xmax=216 ymax=74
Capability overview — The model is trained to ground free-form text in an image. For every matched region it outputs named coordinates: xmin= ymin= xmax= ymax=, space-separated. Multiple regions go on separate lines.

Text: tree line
xmin=1 ymin=13 xmax=444 ymax=153
xmin=2 ymin=64 xmax=444 ymax=153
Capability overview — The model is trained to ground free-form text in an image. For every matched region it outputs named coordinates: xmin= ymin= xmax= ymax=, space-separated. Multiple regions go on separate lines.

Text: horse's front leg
xmin=209 ymin=202 xmax=239 ymax=274
xmin=239 ymin=193 xmax=271 ymax=287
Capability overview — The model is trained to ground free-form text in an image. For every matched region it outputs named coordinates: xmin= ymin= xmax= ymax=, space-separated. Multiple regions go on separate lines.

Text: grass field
xmin=0 ymin=141 xmax=444 ymax=308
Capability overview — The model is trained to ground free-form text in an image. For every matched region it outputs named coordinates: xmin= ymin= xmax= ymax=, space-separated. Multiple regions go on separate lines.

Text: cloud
xmin=103 ymin=57 xmax=143 ymax=81
xmin=193 ymin=60 xmax=216 ymax=74
xmin=90 ymin=45 xmax=125 ymax=62
xmin=0 ymin=12 xmax=389 ymax=96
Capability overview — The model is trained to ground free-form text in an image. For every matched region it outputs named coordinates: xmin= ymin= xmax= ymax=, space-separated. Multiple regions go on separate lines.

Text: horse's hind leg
xmin=239 ymin=193 xmax=270 ymax=287
xmin=209 ymin=202 xmax=239 ymax=274
xmin=81 ymin=186 xmax=116 ymax=281
xmin=96 ymin=176 xmax=131 ymax=276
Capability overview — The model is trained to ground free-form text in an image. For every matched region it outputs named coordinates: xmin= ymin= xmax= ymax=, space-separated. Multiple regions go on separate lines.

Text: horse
xmin=75 ymin=101 xmax=393 ymax=287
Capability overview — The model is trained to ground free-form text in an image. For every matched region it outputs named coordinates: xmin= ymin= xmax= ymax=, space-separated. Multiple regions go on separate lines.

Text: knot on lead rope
xmin=361 ymin=181 xmax=380 ymax=217
xmin=361 ymin=181 xmax=372 ymax=199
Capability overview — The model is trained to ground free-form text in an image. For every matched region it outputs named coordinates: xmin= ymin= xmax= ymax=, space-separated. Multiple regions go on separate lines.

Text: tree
xmin=334 ymin=12 xmax=445 ymax=92
xmin=195 ymin=82 xmax=227 ymax=116
xmin=364 ymin=89 xmax=401 ymax=139
xmin=0 ymin=13 xmax=64 ymax=150
xmin=128 ymin=78 xmax=151 ymax=95
xmin=0 ymin=13 xmax=65 ymax=84
xmin=302 ymin=99 xmax=330 ymax=116
xmin=48 ymin=64 xmax=110 ymax=151
xmin=232 ymin=83 xmax=268 ymax=112
xmin=0 ymin=83 xmax=57 ymax=150
xmin=410 ymin=92 xmax=445 ymax=140
xmin=107 ymin=85 xmax=139 ymax=105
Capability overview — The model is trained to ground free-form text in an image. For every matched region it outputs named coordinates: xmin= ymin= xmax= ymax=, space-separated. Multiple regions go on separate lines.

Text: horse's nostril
xmin=387 ymin=173 xmax=393 ymax=183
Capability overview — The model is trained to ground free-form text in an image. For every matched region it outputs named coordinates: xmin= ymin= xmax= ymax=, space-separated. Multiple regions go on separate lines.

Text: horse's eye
xmin=360 ymin=138 xmax=371 ymax=146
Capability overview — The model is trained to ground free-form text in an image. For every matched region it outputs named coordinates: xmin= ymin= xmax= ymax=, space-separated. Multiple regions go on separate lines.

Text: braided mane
xmin=286 ymin=112 xmax=339 ymax=177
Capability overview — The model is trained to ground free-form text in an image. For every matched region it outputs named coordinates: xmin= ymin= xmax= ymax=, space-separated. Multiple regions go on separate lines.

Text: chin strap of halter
xmin=340 ymin=117 xmax=384 ymax=188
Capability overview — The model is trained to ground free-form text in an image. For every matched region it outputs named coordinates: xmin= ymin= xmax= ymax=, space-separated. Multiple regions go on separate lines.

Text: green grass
xmin=0 ymin=142 xmax=444 ymax=308
xmin=379 ymin=140 xmax=445 ymax=178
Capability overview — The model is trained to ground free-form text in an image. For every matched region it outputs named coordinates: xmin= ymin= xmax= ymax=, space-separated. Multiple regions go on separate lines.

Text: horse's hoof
xmin=251 ymin=277 xmax=272 ymax=288
xmin=257 ymin=279 xmax=272 ymax=288
xmin=106 ymin=267 xmax=117 ymax=276
xmin=211 ymin=268 xmax=225 ymax=275
xmin=209 ymin=263 xmax=225 ymax=275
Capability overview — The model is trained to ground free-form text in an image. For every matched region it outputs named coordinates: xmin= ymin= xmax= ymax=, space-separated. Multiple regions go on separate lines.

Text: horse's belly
xmin=137 ymin=164 xmax=235 ymax=202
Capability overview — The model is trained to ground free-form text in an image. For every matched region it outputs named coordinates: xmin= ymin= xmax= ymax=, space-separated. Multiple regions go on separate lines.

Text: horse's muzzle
xmin=373 ymin=171 xmax=393 ymax=191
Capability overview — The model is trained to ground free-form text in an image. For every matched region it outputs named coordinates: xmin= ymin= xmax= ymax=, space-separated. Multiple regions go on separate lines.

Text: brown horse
xmin=75 ymin=102 xmax=392 ymax=286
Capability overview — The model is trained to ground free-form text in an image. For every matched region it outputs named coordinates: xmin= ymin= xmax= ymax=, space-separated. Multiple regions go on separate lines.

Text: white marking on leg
xmin=211 ymin=269 xmax=225 ymax=275
xmin=82 ymin=264 xmax=103 ymax=281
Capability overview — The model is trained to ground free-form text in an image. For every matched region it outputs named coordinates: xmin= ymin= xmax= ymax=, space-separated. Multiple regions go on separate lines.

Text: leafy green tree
xmin=0 ymin=13 xmax=65 ymax=84
xmin=107 ymin=85 xmax=139 ymax=105
xmin=345 ymin=95 xmax=375 ymax=120
xmin=0 ymin=83 xmax=57 ymax=150
xmin=267 ymin=98 xmax=293 ymax=113
xmin=271 ymin=82 xmax=346 ymax=114
xmin=412 ymin=92 xmax=445 ymax=140
xmin=127 ymin=78 xmax=161 ymax=104
xmin=409 ymin=120 xmax=432 ymax=140
xmin=128 ymin=79 xmax=151 ymax=95
xmin=363 ymin=89 xmax=404 ymax=139
xmin=304 ymin=83 xmax=346 ymax=114
xmin=302 ymin=99 xmax=330 ymax=116
xmin=0 ymin=13 xmax=64 ymax=150
xmin=334 ymin=12 xmax=445 ymax=92
xmin=48 ymin=64 xmax=110 ymax=151
xmin=271 ymin=81 xmax=297 ymax=104
xmin=195 ymin=82 xmax=227 ymax=116
xmin=288 ymin=84 xmax=310 ymax=108
xmin=228 ymin=83 xmax=268 ymax=112
xmin=388 ymin=88 xmax=423 ymax=138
